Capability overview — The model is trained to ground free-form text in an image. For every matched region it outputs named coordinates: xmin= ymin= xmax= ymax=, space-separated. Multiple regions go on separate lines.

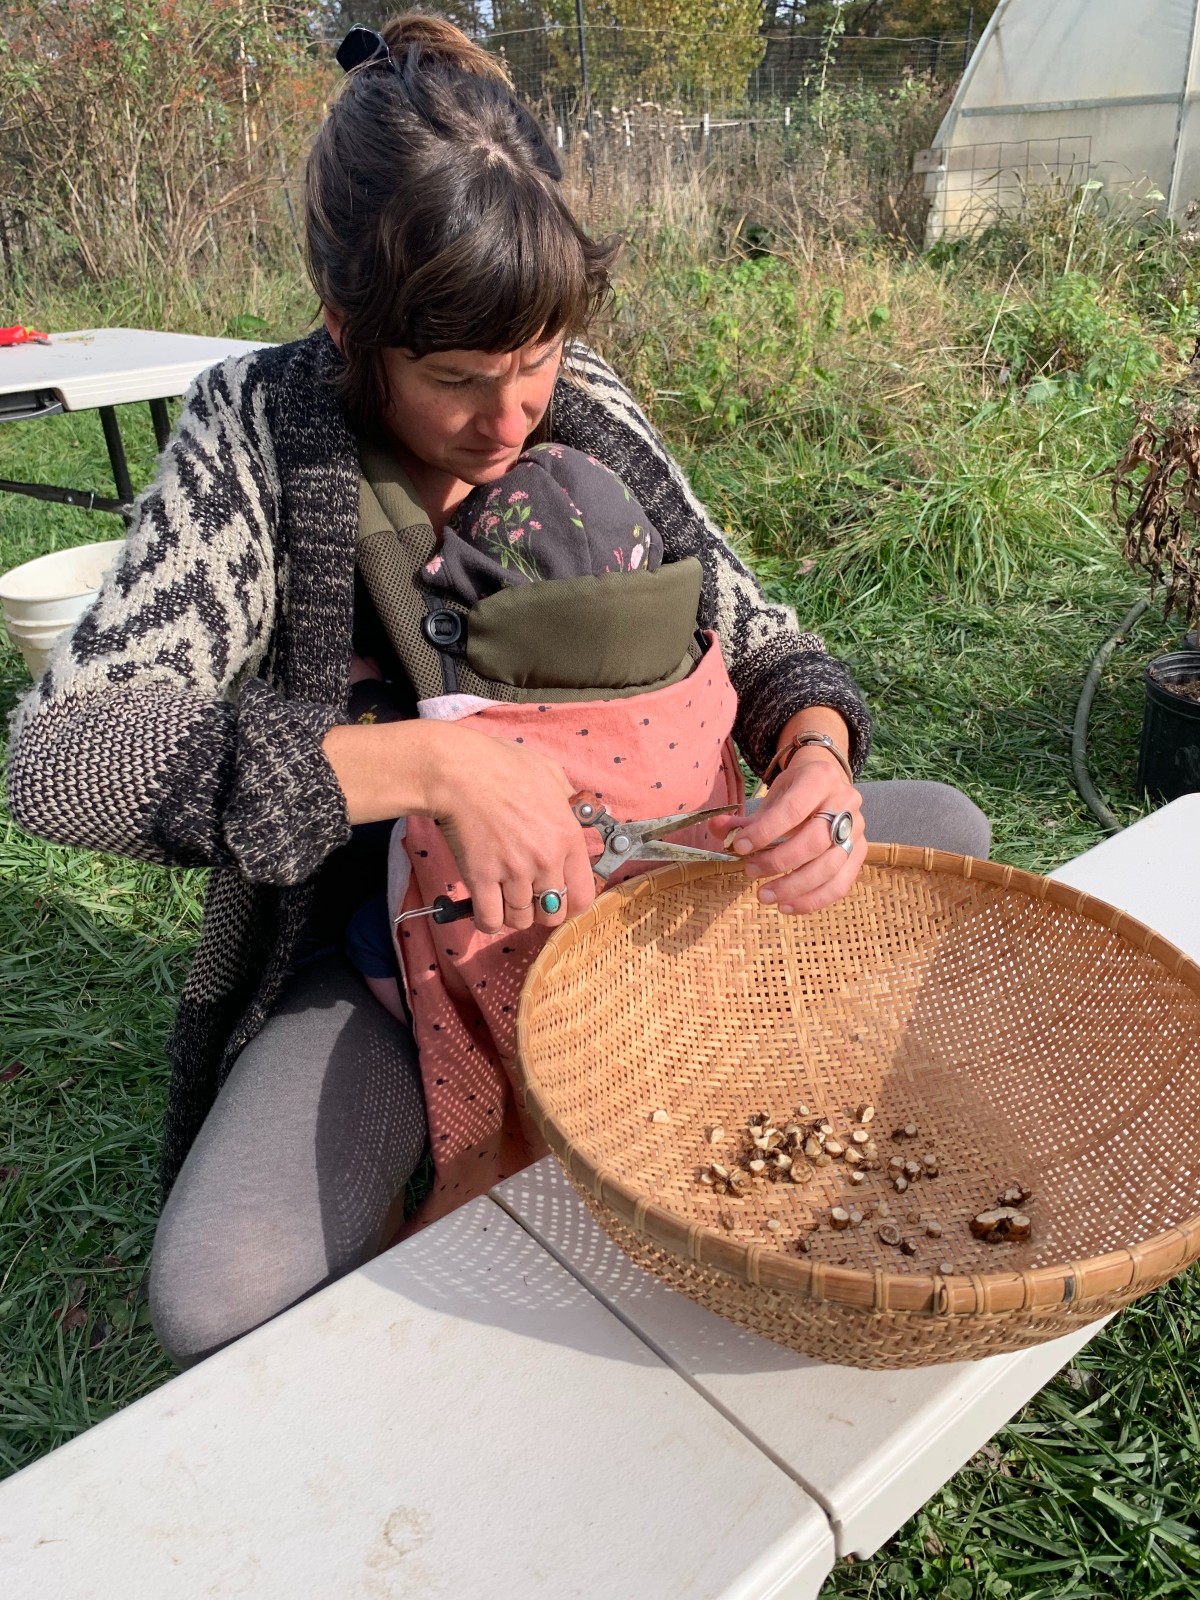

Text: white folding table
xmin=0 ymin=1198 xmax=835 ymax=1599
xmin=0 ymin=328 xmax=268 ymax=517
xmin=1 ymin=795 xmax=1196 ymax=1594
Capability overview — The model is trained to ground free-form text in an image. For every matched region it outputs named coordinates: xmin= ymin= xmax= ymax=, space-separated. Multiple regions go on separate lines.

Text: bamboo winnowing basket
xmin=513 ymin=846 xmax=1200 ymax=1368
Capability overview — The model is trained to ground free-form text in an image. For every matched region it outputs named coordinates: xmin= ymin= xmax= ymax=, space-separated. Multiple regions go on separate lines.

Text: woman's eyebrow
xmin=528 ymin=340 xmax=564 ymax=366
xmin=427 ymin=362 xmax=478 ymax=380
xmin=426 ymin=342 xmax=563 ymax=384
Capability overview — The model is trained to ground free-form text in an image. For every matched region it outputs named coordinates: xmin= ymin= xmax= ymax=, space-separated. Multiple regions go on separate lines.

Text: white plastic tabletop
xmin=493 ymin=1161 xmax=1105 ymax=1560
xmin=0 ymin=328 xmax=269 ymax=410
xmin=494 ymin=795 xmax=1200 ymax=1560
xmin=0 ymin=1197 xmax=834 ymax=1600
xmin=1049 ymin=792 xmax=1200 ymax=948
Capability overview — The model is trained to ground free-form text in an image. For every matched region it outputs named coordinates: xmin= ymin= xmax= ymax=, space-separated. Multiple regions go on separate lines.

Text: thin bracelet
xmin=763 ymin=730 xmax=854 ymax=787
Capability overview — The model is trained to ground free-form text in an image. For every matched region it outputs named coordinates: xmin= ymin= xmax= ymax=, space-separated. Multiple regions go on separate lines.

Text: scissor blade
xmin=631 ymin=803 xmax=737 ymax=845
xmin=631 ymin=794 xmax=762 ymax=847
xmin=622 ymin=839 xmax=734 ymax=865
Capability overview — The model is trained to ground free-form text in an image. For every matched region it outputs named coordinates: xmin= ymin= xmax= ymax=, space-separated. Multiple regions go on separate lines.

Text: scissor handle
xmin=432 ymin=894 xmax=475 ymax=924
xmin=569 ymin=790 xmax=609 ymax=827
xmin=395 ymin=893 xmax=475 ymax=927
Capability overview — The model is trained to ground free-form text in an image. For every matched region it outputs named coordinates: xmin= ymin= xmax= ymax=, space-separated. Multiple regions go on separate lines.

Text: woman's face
xmin=324 ymin=309 xmax=562 ymax=487
xmin=380 ymin=335 xmax=563 ymax=486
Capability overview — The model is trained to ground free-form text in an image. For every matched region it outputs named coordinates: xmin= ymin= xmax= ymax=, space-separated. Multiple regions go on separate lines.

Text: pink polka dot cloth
xmin=390 ymin=634 xmax=742 ymax=1237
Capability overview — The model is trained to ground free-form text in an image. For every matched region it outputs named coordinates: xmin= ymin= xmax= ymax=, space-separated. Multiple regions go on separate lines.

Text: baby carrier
xmin=357 ymin=438 xmax=743 ymax=1227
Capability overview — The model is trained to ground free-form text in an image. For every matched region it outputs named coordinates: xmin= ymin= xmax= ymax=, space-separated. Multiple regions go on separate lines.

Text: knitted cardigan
xmin=7 ymin=330 xmax=871 ymax=1200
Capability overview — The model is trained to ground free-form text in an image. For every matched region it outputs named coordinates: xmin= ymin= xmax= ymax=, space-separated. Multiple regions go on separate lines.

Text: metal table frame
xmin=0 ymin=385 xmax=171 ymax=518
xmin=0 ymin=327 xmax=271 ymax=520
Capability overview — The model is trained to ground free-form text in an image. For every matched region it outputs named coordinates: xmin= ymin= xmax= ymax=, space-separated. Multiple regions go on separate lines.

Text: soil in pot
xmin=1158 ymin=673 xmax=1200 ymax=703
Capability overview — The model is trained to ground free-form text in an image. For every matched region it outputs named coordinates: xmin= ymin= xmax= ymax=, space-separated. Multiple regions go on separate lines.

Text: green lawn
xmin=2 ymin=240 xmax=1199 ymax=1595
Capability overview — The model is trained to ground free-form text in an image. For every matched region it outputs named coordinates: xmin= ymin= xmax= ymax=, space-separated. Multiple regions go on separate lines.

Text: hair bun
xmin=381 ymin=12 xmax=511 ymax=86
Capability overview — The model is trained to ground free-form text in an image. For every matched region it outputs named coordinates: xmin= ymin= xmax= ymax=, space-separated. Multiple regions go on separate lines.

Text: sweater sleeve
xmin=552 ymin=348 xmax=872 ymax=777
xmin=5 ymin=355 xmax=351 ymax=885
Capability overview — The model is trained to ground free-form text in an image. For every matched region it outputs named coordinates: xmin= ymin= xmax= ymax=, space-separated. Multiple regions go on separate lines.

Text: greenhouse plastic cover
xmin=927 ymin=0 xmax=1200 ymax=238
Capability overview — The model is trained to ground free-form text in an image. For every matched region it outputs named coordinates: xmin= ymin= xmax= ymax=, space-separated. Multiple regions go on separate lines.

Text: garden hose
xmin=1071 ymin=598 xmax=1150 ymax=835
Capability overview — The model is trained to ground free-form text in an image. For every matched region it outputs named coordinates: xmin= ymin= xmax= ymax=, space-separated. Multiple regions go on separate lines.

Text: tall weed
xmin=0 ymin=1 xmax=322 ymax=288
xmin=593 ymin=195 xmax=1178 ymax=599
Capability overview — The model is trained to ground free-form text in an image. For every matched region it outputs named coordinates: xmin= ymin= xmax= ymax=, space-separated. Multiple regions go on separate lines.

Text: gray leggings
xmin=149 ymin=779 xmax=989 ymax=1365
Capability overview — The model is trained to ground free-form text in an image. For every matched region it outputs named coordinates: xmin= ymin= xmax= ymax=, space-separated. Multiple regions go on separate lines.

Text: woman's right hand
xmin=423 ymin=724 xmax=597 ymax=935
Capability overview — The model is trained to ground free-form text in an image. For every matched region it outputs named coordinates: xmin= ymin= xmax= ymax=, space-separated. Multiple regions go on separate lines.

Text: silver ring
xmin=503 ymin=895 xmax=533 ymax=911
xmin=536 ymin=888 xmax=568 ymax=915
xmin=816 ymin=809 xmax=855 ymax=855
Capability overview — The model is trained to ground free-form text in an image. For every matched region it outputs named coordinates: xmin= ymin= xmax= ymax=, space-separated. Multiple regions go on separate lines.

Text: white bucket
xmin=0 ymin=539 xmax=124 ymax=678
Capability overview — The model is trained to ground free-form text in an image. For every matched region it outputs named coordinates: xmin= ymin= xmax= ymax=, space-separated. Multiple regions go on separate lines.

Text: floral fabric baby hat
xmin=424 ymin=443 xmax=664 ymax=602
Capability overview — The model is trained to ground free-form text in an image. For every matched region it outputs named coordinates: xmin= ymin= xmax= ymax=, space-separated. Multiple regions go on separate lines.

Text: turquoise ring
xmin=537 ymin=888 xmax=567 ymax=916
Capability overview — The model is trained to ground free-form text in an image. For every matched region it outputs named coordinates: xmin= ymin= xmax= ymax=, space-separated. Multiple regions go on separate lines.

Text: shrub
xmin=983 ymin=273 xmax=1160 ymax=399
xmin=0 ymin=0 xmax=325 ymax=285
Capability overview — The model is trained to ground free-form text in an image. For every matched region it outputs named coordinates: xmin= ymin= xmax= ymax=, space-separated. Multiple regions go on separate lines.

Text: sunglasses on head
xmin=336 ymin=25 xmax=393 ymax=74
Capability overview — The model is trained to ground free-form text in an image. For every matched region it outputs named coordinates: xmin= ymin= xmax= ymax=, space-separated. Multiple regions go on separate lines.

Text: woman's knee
xmin=858 ymin=779 xmax=991 ymax=859
xmin=148 ymin=1244 xmax=282 ymax=1369
xmin=148 ymin=955 xmax=429 ymax=1366
xmin=149 ymin=1185 xmax=333 ymax=1367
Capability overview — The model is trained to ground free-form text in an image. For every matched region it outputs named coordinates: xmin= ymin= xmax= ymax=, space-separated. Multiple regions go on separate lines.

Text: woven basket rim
xmin=513 ymin=845 xmax=1200 ymax=1320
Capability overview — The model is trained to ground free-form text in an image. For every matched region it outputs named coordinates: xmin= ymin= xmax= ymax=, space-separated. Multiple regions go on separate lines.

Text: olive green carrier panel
xmin=356 ymin=440 xmax=701 ymax=704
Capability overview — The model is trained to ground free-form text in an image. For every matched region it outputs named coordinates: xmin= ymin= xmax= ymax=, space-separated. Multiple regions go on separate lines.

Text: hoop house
xmin=925 ymin=0 xmax=1200 ymax=241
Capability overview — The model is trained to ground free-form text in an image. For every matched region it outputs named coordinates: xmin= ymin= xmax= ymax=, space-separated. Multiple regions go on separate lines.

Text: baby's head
xmin=424 ymin=443 xmax=662 ymax=601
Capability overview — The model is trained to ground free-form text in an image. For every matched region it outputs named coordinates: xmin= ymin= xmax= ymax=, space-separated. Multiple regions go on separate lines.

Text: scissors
xmin=395 ymin=789 xmax=739 ymax=927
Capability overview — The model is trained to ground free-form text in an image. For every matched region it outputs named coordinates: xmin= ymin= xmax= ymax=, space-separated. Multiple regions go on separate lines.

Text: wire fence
xmin=923 ymin=136 xmax=1096 ymax=243
xmin=479 ymin=25 xmax=968 ymax=128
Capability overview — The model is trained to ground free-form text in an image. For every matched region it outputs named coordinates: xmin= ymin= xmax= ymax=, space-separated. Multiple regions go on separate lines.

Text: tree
xmin=321 ymin=0 xmax=489 ymax=38
xmin=790 ymin=0 xmax=999 ymax=36
xmin=562 ymin=0 xmax=766 ymax=103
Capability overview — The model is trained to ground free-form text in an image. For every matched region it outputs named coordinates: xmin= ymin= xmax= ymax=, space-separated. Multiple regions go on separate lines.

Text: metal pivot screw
xmin=610 ymin=832 xmax=632 ymax=855
xmin=577 ymin=802 xmax=598 ymax=821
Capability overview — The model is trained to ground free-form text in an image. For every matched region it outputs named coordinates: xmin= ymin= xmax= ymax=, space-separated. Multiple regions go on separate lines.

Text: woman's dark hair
xmin=305 ymin=13 xmax=617 ymax=425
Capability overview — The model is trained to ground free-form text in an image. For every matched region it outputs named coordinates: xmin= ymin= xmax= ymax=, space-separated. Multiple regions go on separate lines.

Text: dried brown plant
xmin=1112 ymin=407 xmax=1200 ymax=627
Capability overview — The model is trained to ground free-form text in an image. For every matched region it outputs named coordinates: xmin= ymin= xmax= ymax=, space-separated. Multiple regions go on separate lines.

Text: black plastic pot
xmin=1138 ymin=650 xmax=1200 ymax=802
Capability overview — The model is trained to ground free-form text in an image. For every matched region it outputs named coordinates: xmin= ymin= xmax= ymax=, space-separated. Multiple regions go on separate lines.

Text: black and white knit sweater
xmin=7 ymin=330 xmax=870 ymax=1199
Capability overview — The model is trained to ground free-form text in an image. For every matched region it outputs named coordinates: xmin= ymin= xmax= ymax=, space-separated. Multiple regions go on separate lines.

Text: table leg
xmin=0 ymin=477 xmax=127 ymax=516
xmin=149 ymin=398 xmax=171 ymax=454
xmin=99 ymin=405 xmax=134 ymax=513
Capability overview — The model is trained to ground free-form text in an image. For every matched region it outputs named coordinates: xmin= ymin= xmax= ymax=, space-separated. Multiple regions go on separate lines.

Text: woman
xmin=6 ymin=14 xmax=988 ymax=1365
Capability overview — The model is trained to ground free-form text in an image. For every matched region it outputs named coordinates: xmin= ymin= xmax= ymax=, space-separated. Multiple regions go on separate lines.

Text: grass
xmin=0 ymin=404 xmax=197 ymax=1471
xmin=3 ymin=197 xmax=1200 ymax=1594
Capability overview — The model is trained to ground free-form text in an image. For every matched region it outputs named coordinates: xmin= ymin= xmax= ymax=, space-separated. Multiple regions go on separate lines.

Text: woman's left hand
xmin=709 ymin=748 xmax=866 ymax=915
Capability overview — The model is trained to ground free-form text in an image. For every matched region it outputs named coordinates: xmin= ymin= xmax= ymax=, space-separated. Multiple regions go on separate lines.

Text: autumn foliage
xmin=0 ymin=0 xmax=330 ymax=281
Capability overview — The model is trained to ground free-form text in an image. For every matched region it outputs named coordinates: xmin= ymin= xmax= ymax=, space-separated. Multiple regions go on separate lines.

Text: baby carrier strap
xmin=356 ymin=441 xmax=521 ymax=703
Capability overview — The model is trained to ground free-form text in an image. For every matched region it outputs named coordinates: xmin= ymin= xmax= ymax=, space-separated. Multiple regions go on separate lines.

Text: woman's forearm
xmin=322 ymin=718 xmax=461 ymax=825
xmin=760 ymin=706 xmax=855 ymax=792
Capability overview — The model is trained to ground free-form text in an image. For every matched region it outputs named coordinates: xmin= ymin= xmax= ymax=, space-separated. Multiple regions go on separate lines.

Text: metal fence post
xmin=0 ymin=207 xmax=13 ymax=282
xmin=575 ymin=0 xmax=592 ymax=134
xmin=574 ymin=0 xmax=596 ymax=185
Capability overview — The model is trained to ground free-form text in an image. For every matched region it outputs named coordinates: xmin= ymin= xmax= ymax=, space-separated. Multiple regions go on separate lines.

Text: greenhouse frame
xmin=924 ymin=0 xmax=1200 ymax=240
